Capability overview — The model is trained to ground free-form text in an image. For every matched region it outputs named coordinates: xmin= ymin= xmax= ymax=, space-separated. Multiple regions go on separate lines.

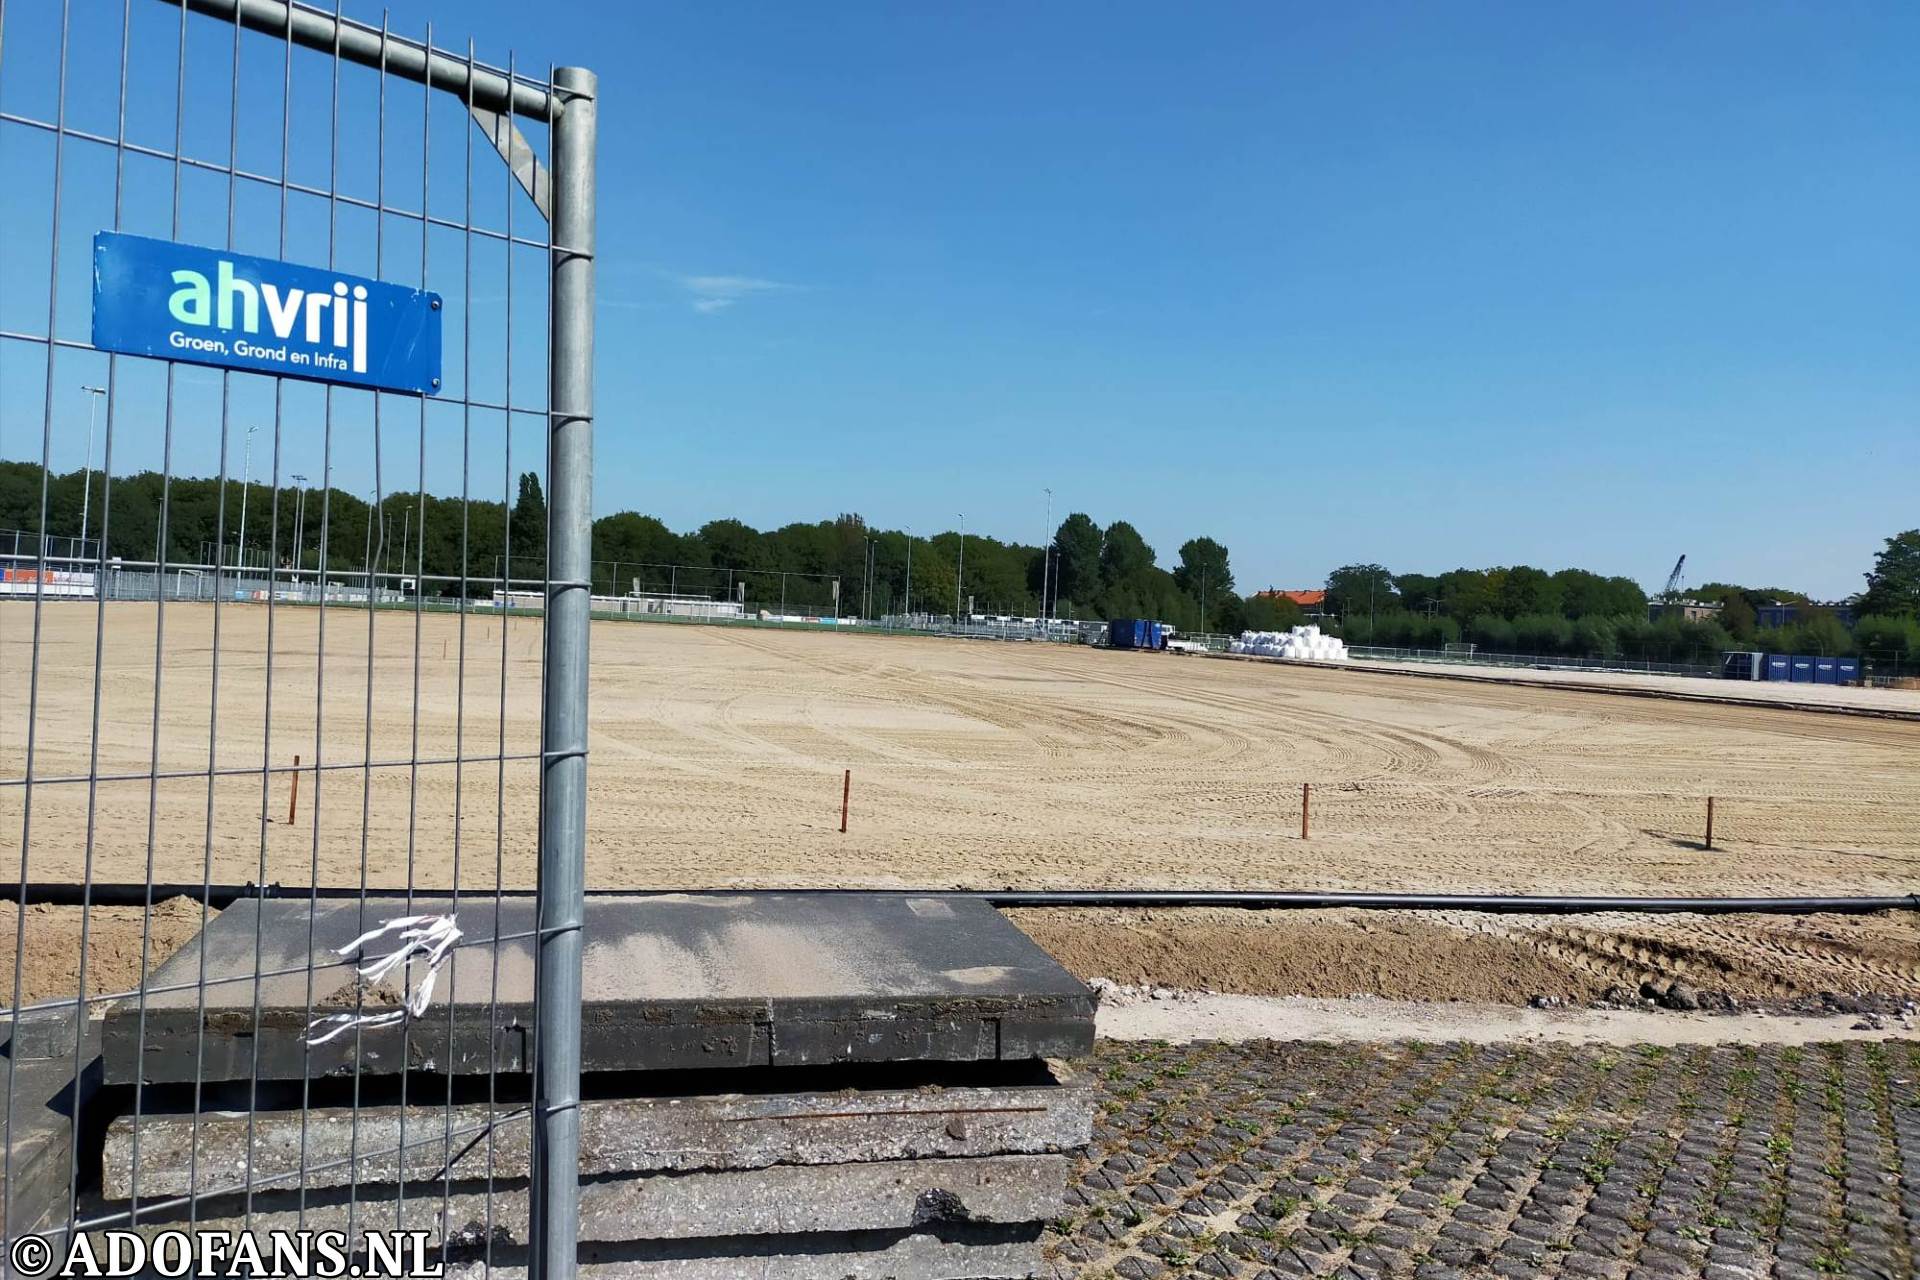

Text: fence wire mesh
xmin=2 ymin=1 xmax=590 ymax=1273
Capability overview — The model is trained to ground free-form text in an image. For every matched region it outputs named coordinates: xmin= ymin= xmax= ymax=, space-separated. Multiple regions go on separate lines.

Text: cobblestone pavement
xmin=1053 ymin=1039 xmax=1920 ymax=1280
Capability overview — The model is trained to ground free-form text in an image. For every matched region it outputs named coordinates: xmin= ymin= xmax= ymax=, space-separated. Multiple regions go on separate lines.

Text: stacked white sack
xmin=1234 ymin=625 xmax=1348 ymax=662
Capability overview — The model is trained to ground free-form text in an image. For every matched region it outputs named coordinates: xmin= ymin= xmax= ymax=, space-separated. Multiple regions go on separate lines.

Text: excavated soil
xmin=1011 ymin=906 xmax=1920 ymax=1004
xmin=0 ymin=897 xmax=209 ymax=1009
xmin=1007 ymin=907 xmax=1605 ymax=1002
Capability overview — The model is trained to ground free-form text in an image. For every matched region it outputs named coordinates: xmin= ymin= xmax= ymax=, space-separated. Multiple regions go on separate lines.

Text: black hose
xmin=8 ymin=882 xmax=1916 ymax=915
xmin=978 ymin=889 xmax=1920 ymax=914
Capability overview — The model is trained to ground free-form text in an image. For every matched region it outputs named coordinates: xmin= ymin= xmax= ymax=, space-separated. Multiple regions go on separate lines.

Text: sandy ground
xmin=1300 ymin=654 xmax=1920 ymax=715
xmin=1009 ymin=906 xmax=1920 ymax=1003
xmin=0 ymin=897 xmax=208 ymax=1008
xmin=3 ymin=604 xmax=1918 ymax=1003
xmin=1095 ymin=992 xmax=1917 ymax=1048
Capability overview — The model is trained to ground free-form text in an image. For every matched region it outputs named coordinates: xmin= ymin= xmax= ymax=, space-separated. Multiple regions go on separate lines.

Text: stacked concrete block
xmin=94 ymin=893 xmax=1096 ymax=1278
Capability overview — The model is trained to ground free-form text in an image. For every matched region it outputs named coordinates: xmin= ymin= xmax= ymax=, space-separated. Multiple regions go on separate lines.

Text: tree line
xmin=8 ymin=463 xmax=1915 ymax=662
xmin=0 ymin=463 xmax=1247 ymax=629
xmin=1317 ymin=530 xmax=1920 ymax=663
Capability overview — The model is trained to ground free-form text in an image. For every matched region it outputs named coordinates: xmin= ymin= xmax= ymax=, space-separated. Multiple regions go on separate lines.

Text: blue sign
xmin=91 ymin=232 xmax=442 ymax=396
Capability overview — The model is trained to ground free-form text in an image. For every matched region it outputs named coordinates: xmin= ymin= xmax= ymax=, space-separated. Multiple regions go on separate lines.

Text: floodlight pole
xmin=956 ymin=513 xmax=965 ymax=621
xmin=290 ymin=473 xmax=309 ymax=579
xmin=531 ymin=64 xmax=597 ymax=1280
xmin=237 ymin=424 xmax=257 ymax=571
xmin=79 ymin=385 xmax=107 ymax=559
xmin=1041 ymin=487 xmax=1052 ymax=622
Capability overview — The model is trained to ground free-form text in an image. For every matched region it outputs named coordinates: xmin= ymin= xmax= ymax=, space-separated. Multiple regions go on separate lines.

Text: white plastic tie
xmin=304 ymin=913 xmax=463 ymax=1046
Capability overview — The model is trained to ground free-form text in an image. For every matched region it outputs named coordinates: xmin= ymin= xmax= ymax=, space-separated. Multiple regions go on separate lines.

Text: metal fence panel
xmin=1 ymin=1 xmax=591 ymax=1274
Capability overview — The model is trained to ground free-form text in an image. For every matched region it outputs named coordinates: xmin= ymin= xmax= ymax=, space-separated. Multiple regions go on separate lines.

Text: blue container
xmin=1108 ymin=618 xmax=1149 ymax=650
xmin=1763 ymin=654 xmax=1791 ymax=681
xmin=1813 ymin=657 xmax=1839 ymax=684
xmin=1148 ymin=622 xmax=1166 ymax=650
xmin=1836 ymin=657 xmax=1861 ymax=684
xmin=1789 ymin=655 xmax=1816 ymax=683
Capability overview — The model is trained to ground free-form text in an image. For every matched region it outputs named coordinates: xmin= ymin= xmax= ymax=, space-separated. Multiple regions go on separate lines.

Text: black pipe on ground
xmin=4 ymin=882 xmax=1916 ymax=915
xmin=977 ymin=889 xmax=1920 ymax=915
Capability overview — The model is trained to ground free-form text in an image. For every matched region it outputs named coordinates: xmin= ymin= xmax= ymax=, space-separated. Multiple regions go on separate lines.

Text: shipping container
xmin=1813 ymin=657 xmax=1839 ymax=685
xmin=1763 ymin=654 xmax=1791 ymax=681
xmin=1836 ymin=657 xmax=1861 ymax=685
xmin=1722 ymin=651 xmax=1762 ymax=680
xmin=1789 ymin=655 xmax=1816 ymax=683
xmin=1108 ymin=618 xmax=1169 ymax=651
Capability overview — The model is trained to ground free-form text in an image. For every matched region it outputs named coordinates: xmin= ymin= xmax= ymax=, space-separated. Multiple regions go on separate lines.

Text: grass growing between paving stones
xmin=1051 ymin=1039 xmax=1920 ymax=1280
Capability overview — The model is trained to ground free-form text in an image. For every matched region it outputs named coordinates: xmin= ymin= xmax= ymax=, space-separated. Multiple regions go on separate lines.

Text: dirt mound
xmin=1005 ymin=906 xmax=1604 ymax=1003
xmin=1478 ymin=910 xmax=1920 ymax=1000
xmin=0 ymin=897 xmax=209 ymax=1011
xmin=1008 ymin=906 xmax=1920 ymax=1006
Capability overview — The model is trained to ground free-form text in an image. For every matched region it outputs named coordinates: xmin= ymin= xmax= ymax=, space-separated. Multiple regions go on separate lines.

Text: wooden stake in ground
xmin=1704 ymin=795 xmax=1715 ymax=850
xmin=1301 ymin=782 xmax=1311 ymax=840
xmin=840 ymin=769 xmax=851 ymax=834
xmin=288 ymin=754 xmax=301 ymax=826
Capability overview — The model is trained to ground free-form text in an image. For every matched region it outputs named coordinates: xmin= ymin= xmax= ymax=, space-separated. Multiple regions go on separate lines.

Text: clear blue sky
xmin=3 ymin=2 xmax=1915 ymax=598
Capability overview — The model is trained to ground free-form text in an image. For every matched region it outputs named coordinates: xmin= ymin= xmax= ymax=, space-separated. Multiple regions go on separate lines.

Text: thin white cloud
xmin=678 ymin=273 xmax=792 ymax=314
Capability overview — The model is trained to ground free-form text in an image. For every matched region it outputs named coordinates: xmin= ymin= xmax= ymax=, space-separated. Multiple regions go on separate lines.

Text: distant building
xmin=1646 ymin=599 xmax=1723 ymax=623
xmin=1255 ymin=588 xmax=1331 ymax=618
xmin=1754 ymin=600 xmax=1856 ymax=629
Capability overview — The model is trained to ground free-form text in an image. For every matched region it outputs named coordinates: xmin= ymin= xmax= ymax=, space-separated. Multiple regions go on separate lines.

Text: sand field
xmin=4 ymin=601 xmax=1918 ymax=895
xmin=3 ymin=602 xmax=1917 ymax=1004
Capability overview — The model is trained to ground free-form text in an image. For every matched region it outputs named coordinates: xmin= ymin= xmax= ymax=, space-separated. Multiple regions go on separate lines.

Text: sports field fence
xmin=2 ymin=0 xmax=595 ymax=1274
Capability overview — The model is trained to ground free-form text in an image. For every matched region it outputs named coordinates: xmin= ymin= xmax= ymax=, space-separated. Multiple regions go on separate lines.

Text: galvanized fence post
xmin=532 ymin=64 xmax=597 ymax=1280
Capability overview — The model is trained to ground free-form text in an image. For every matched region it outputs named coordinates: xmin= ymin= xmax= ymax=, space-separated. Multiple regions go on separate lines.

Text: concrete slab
xmin=104 ymin=1066 xmax=1093 ymax=1198
xmin=98 ymin=1153 xmax=1070 ymax=1245
xmin=102 ymin=894 xmax=1095 ymax=1085
xmin=0 ymin=1015 xmax=100 ymax=1236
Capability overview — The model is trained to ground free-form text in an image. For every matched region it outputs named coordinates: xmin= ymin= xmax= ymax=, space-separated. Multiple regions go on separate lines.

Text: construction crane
xmin=1659 ymin=554 xmax=1687 ymax=603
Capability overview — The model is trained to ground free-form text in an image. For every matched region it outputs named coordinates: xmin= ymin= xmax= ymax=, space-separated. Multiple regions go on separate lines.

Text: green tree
xmin=1052 ymin=513 xmax=1103 ymax=608
xmin=1393 ymin=572 xmax=1442 ymax=616
xmin=594 ymin=511 xmax=683 ymax=592
xmin=1437 ymin=568 xmax=1499 ymax=620
xmin=1498 ymin=565 xmax=1562 ymax=618
xmin=697 ymin=518 xmax=770 ymax=571
xmin=1324 ymin=564 xmax=1393 ymax=622
xmin=1572 ymin=615 xmax=1621 ymax=657
xmin=906 ymin=544 xmax=953 ymax=614
xmin=1717 ymin=593 xmax=1756 ymax=640
xmin=1468 ymin=613 xmax=1516 ymax=652
xmin=1173 ymin=537 xmax=1232 ymax=627
xmin=1854 ymin=615 xmax=1920 ymax=659
xmin=1550 ymin=568 xmax=1642 ymax=620
xmin=508 ymin=471 xmax=546 ymax=569
xmin=1859 ymin=529 xmax=1920 ymax=618
xmin=1512 ymin=612 xmax=1574 ymax=654
xmin=1233 ymin=593 xmax=1305 ymax=632
xmin=1099 ymin=520 xmax=1154 ymax=585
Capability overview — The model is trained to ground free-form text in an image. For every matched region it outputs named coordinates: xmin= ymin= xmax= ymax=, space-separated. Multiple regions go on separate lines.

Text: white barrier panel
xmin=0 ymin=567 xmax=97 ymax=598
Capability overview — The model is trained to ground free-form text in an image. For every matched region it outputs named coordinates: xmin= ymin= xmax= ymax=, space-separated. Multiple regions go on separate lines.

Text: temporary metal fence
xmin=2 ymin=1 xmax=593 ymax=1276
xmin=1 ymin=552 xmax=419 ymax=605
xmin=1345 ymin=644 xmax=1720 ymax=679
